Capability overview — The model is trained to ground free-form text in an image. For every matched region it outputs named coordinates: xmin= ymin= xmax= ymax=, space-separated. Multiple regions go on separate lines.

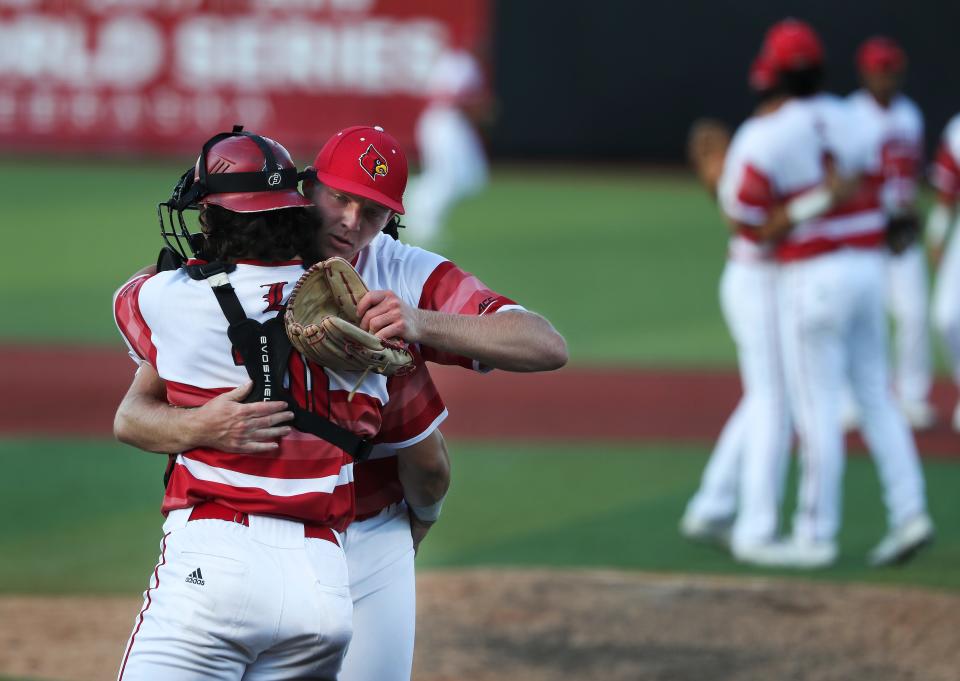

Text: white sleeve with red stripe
xmin=718 ymin=119 xmax=776 ymax=229
xmin=113 ymin=274 xmax=157 ymax=367
xmin=361 ymin=234 xmax=523 ymax=372
xmin=931 ymin=113 xmax=960 ymax=205
xmin=370 ymin=359 xmax=448 ymax=452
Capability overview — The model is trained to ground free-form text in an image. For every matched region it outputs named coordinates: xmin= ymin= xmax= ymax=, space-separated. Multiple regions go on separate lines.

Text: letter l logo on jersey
xmin=358 ymin=144 xmax=388 ymax=181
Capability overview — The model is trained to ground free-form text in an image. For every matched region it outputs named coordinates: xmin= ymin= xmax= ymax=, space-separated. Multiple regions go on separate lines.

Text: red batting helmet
xmin=857 ymin=36 xmax=906 ymax=74
xmin=310 ymin=125 xmax=408 ymax=214
xmin=763 ymin=19 xmax=825 ymax=72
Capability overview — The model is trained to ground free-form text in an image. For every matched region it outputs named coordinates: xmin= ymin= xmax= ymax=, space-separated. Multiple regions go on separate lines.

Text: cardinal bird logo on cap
xmin=358 ymin=144 xmax=389 ymax=181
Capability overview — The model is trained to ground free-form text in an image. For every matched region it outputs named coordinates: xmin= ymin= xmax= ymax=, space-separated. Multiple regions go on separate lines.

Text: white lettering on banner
xmin=174 ymin=18 xmax=446 ymax=94
xmin=27 ymin=89 xmax=55 ymax=130
xmin=4 ymin=89 xmax=274 ymax=134
xmin=113 ymin=93 xmax=143 ymax=131
xmin=69 ymin=91 xmax=100 ymax=129
xmin=84 ymin=0 xmax=202 ymax=13
xmin=0 ymin=16 xmax=164 ymax=87
xmin=252 ymin=0 xmax=375 ymax=12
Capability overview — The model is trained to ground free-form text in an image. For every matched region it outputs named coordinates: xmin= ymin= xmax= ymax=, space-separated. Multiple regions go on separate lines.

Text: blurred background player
xmin=680 ymin=54 xmax=794 ymax=563
xmin=731 ymin=19 xmax=932 ymax=568
xmin=845 ymin=36 xmax=933 ymax=430
xmin=403 ymin=48 xmax=491 ymax=244
xmin=928 ymin=112 xmax=960 ymax=431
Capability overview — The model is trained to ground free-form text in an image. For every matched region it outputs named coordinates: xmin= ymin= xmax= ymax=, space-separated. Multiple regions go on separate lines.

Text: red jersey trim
xmin=114 ymin=275 xmax=158 ymax=366
xmin=736 ymin=164 xmax=775 ymax=209
xmin=932 ymin=143 xmax=960 ymax=204
xmin=354 ymin=456 xmax=404 ymax=518
xmin=776 ymin=231 xmax=885 ymax=261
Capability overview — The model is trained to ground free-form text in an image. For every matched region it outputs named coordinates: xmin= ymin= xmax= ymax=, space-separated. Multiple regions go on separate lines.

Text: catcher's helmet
xmin=158 ymin=125 xmax=310 ymax=260
xmin=307 ymin=125 xmax=408 ymax=214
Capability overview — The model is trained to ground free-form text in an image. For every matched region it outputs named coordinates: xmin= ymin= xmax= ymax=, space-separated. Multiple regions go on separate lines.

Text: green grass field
xmin=1 ymin=156 xmax=957 ymax=604
xmin=0 ymin=157 xmax=733 ymax=365
xmin=2 ymin=438 xmax=958 ymax=594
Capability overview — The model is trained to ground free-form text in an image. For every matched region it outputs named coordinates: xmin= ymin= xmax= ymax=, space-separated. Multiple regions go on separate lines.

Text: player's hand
xmin=408 ymin=512 xmax=435 ymax=556
xmin=190 ymin=381 xmax=294 ymax=454
xmin=356 ymin=289 xmax=423 ymax=342
xmin=758 ymin=204 xmax=792 ymax=241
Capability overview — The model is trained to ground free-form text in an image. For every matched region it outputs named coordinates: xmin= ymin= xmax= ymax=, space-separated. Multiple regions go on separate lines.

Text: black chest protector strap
xmin=191 ymin=262 xmax=373 ymax=463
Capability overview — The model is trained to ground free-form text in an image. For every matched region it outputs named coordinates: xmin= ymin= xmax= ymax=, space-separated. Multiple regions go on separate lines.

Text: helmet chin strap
xmin=157 ymin=124 xmax=301 ymax=261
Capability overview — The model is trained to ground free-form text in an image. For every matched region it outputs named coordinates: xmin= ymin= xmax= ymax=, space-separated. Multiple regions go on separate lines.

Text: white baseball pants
xmin=117 ymin=511 xmax=352 ymax=681
xmin=779 ymin=248 xmax=927 ymax=543
xmin=886 ymin=244 xmax=932 ymax=405
xmin=933 ymin=223 xmax=960 ymax=388
xmin=339 ymin=503 xmax=417 ymax=681
xmin=685 ymin=258 xmax=792 ymax=548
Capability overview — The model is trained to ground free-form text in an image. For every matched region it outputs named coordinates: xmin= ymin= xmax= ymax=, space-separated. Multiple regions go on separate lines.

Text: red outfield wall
xmin=0 ymin=0 xmax=489 ymax=156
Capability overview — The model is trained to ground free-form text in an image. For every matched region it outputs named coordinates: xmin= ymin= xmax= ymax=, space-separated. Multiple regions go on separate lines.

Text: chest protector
xmin=186 ymin=261 xmax=373 ymax=462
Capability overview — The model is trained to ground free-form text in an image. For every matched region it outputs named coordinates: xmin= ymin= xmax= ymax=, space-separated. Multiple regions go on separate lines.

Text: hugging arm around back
xmin=113 ymin=363 xmax=294 ymax=454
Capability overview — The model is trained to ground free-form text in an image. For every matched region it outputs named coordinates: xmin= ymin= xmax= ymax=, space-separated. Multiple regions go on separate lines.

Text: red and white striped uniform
xmin=693 ymin=113 xmax=792 ymax=552
xmin=114 ymin=258 xmax=446 ymax=532
xmin=349 ymin=233 xmax=520 ymax=520
xmin=846 ymin=89 xmax=931 ymax=412
xmin=719 ymin=115 xmax=777 ymax=263
xmin=846 ymin=90 xmax=923 ymax=214
xmin=723 ymin=94 xmax=882 ymax=261
xmin=931 ymin=113 xmax=960 ymax=205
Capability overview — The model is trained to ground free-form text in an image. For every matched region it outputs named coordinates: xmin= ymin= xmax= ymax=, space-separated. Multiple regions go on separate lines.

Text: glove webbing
xmin=195 ymin=263 xmax=373 ymax=463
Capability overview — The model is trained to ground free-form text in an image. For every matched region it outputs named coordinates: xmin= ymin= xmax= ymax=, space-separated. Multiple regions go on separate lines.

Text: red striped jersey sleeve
xmin=374 ymin=359 xmax=447 ymax=447
xmin=113 ymin=274 xmax=157 ymax=366
xmin=931 ymin=142 xmax=960 ymax=204
xmin=417 ymin=261 xmax=519 ymax=370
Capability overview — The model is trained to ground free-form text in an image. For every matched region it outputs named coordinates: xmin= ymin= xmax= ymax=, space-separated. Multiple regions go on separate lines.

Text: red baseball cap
xmin=749 ymin=52 xmax=777 ymax=93
xmin=857 ymin=36 xmax=906 ymax=74
xmin=763 ymin=19 xmax=825 ymax=72
xmin=311 ymin=125 xmax=408 ymax=214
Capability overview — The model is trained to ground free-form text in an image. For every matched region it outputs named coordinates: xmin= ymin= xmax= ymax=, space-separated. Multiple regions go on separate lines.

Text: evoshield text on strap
xmin=188 ymin=261 xmax=374 ymax=464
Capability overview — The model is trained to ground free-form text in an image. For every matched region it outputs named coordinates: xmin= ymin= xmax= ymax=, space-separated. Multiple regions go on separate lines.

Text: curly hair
xmin=199 ymin=204 xmax=319 ymax=265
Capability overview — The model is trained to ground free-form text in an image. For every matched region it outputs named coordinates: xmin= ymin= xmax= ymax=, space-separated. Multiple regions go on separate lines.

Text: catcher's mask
xmin=158 ymin=125 xmax=311 ymax=260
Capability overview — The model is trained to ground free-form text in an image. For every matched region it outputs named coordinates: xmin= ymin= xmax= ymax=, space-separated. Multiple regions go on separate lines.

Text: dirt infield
xmin=2 ymin=345 xmax=960 ymax=455
xmin=2 ymin=569 xmax=958 ymax=681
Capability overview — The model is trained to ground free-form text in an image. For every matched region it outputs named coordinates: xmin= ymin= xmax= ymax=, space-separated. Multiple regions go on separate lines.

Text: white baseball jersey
xmin=718 ymin=115 xmax=777 ymax=262
xmin=846 ymin=90 xmax=924 ymax=213
xmin=351 ymin=233 xmax=523 ymax=519
xmin=114 ymin=256 xmax=447 ymax=532
xmin=931 ymin=113 xmax=960 ymax=204
xmin=722 ymin=94 xmax=881 ymax=261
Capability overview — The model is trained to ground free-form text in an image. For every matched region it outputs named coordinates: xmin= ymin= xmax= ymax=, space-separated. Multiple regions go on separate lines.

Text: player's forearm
xmin=397 ymin=430 xmax=451 ymax=508
xmin=114 ymin=387 xmax=199 ymax=454
xmin=415 ymin=309 xmax=568 ymax=372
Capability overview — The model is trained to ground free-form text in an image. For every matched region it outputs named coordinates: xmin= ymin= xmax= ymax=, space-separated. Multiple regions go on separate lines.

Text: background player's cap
xmin=311 ymin=125 xmax=408 ymax=214
xmin=195 ymin=134 xmax=311 ymax=213
xmin=762 ymin=19 xmax=825 ymax=72
xmin=857 ymin=36 xmax=906 ymax=74
xmin=748 ymin=52 xmax=777 ymax=93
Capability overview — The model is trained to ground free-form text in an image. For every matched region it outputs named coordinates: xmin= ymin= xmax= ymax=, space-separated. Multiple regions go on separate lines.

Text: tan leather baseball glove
xmin=285 ymin=257 xmax=415 ymax=380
